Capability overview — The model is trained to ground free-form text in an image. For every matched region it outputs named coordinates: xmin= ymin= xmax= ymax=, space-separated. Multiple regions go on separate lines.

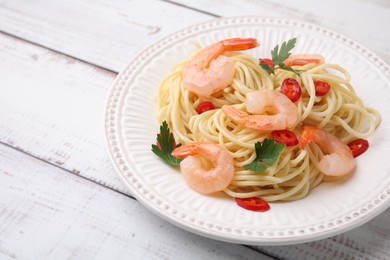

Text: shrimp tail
xmin=172 ymin=141 xmax=220 ymax=159
xmin=197 ymin=38 xmax=259 ymax=67
xmin=300 ymin=126 xmax=316 ymax=149
xmin=222 ymin=38 xmax=259 ymax=51
xmin=172 ymin=144 xmax=197 ymax=158
xmin=284 ymin=54 xmax=325 ymax=66
xmin=245 ymin=115 xmax=278 ymax=130
xmin=222 ymin=105 xmax=248 ymax=124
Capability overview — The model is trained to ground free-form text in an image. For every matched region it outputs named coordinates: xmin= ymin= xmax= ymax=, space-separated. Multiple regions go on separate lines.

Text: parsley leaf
xmin=271 ymin=38 xmax=297 ymax=65
xmin=260 ymin=38 xmax=300 ymax=75
xmin=243 ymin=138 xmax=285 ymax=172
xmin=151 ymin=121 xmax=182 ymax=167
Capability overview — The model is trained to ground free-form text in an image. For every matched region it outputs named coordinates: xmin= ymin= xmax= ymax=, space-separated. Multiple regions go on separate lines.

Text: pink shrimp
xmin=300 ymin=126 xmax=356 ymax=176
xmin=284 ymin=54 xmax=325 ymax=66
xmin=171 ymin=142 xmax=234 ymax=194
xmin=222 ymin=90 xmax=299 ymax=131
xmin=182 ymin=38 xmax=259 ymax=98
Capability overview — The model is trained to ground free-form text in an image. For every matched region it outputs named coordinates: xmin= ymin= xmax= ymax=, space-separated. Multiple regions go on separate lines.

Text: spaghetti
xmin=156 ymin=40 xmax=381 ymax=202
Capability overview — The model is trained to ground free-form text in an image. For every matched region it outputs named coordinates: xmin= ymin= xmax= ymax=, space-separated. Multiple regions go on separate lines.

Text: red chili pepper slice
xmin=313 ymin=80 xmax=331 ymax=96
xmin=280 ymin=78 xmax=302 ymax=102
xmin=235 ymin=197 xmax=270 ymax=212
xmin=347 ymin=139 xmax=369 ymax=157
xmin=271 ymin=130 xmax=299 ymax=146
xmin=259 ymin=58 xmax=274 ymax=68
xmin=196 ymin=101 xmax=215 ymax=114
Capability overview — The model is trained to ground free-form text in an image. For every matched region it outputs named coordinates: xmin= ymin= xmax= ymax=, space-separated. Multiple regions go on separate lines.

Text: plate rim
xmin=104 ymin=16 xmax=390 ymax=245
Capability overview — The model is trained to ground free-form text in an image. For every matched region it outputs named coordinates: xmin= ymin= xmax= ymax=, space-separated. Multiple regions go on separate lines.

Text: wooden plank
xmin=0 ymin=32 xmax=130 ymax=194
xmin=0 ymin=1 xmax=389 ymax=258
xmin=1 ymin=141 xmax=389 ymax=259
xmin=0 ymin=143 xmax=273 ymax=260
xmin=169 ymin=0 xmax=390 ymax=63
xmin=257 ymin=209 xmax=390 ymax=259
xmin=1 ymin=32 xmax=388 ymax=259
xmin=1 ymin=0 xmax=388 ymax=70
xmin=0 ymin=0 xmax=212 ymax=72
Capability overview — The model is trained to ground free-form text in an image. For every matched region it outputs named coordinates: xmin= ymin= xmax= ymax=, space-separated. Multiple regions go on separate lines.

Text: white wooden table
xmin=1 ymin=1 xmax=389 ymax=259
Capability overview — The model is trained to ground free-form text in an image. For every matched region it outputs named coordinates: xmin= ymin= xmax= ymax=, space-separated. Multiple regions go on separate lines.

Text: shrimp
xmin=222 ymin=90 xmax=299 ymax=130
xmin=300 ymin=126 xmax=356 ymax=176
xmin=284 ymin=54 xmax=325 ymax=66
xmin=171 ymin=142 xmax=234 ymax=194
xmin=182 ymin=38 xmax=259 ymax=98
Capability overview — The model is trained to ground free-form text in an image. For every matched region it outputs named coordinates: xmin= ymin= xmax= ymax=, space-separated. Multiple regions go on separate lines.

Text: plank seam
xmin=0 ymin=30 xmax=118 ymax=74
xmin=0 ymin=141 xmax=278 ymax=257
xmin=160 ymin=0 xmax=221 ymax=18
xmin=0 ymin=141 xmax=135 ymax=200
xmin=1 ymin=20 xmax=304 ymax=256
xmin=245 ymin=246 xmax=280 ymax=260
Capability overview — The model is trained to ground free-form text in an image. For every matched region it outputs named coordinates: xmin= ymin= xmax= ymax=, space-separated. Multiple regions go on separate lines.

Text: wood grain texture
xmin=0 ymin=32 xmax=130 ymax=194
xmin=0 ymin=0 xmax=212 ymax=72
xmin=257 ymin=210 xmax=390 ymax=259
xmin=0 ymin=0 xmax=389 ymax=259
xmin=1 ymin=29 xmax=389 ymax=260
xmin=170 ymin=0 xmax=390 ymax=63
xmin=0 ymin=143 xmax=273 ymax=260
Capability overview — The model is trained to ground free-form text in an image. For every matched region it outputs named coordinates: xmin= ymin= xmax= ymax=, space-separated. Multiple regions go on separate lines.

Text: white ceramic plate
xmin=105 ymin=17 xmax=390 ymax=245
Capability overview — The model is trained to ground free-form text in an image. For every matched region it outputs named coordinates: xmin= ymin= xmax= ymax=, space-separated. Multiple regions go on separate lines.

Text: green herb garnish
xmin=243 ymin=138 xmax=285 ymax=172
xmin=151 ymin=121 xmax=182 ymax=166
xmin=260 ymin=38 xmax=300 ymax=75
